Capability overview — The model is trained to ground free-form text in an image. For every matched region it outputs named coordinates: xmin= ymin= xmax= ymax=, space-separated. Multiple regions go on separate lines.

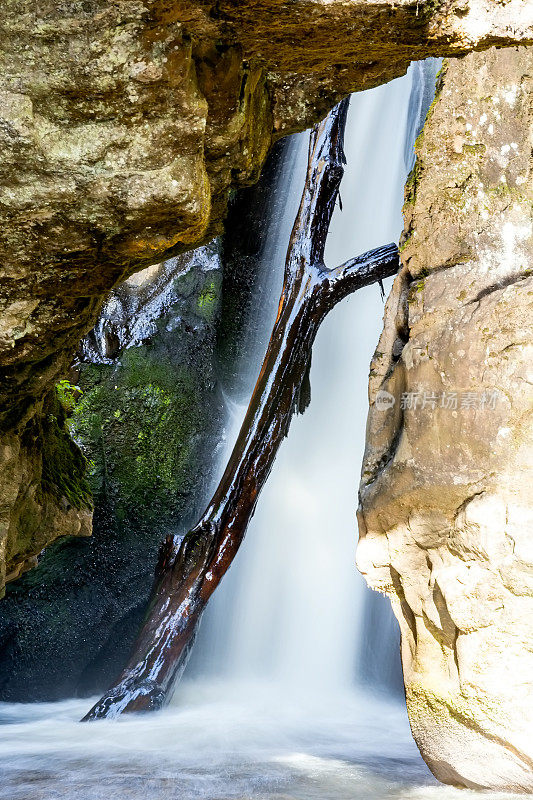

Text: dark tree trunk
xmin=83 ymin=98 xmax=399 ymax=720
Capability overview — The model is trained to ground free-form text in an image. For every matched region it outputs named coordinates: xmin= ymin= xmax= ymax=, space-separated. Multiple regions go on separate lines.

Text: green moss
xmin=403 ymin=162 xmax=421 ymax=209
xmin=399 ymin=231 xmax=414 ymax=252
xmin=463 ymin=143 xmax=486 ymax=155
xmin=487 ymin=183 xmax=524 ymax=203
xmin=55 ymin=379 xmax=83 ymax=415
xmin=41 ymin=391 xmax=92 ymax=510
xmin=420 ymin=0 xmax=446 ymax=18
xmin=407 ymin=682 xmax=503 ymax=737
xmin=72 ymin=354 xmax=203 ymax=530
xmin=196 ymin=272 xmax=222 ymax=321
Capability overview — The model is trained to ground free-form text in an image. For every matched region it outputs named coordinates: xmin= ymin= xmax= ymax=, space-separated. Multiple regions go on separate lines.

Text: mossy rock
xmin=41 ymin=389 xmax=92 ymax=511
xmin=0 ymin=250 xmax=226 ymax=700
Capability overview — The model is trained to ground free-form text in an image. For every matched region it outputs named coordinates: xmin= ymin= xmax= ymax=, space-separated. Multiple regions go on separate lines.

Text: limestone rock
xmin=357 ymin=48 xmax=533 ymax=791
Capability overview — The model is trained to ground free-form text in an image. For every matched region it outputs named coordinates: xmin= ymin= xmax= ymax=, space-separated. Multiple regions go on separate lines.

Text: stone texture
xmin=0 ymin=392 xmax=93 ymax=593
xmin=357 ymin=48 xmax=533 ymax=790
xmin=0 ymin=242 xmax=226 ymax=699
xmin=1 ymin=0 xmax=533 ymax=595
xmin=0 ymin=139 xmax=292 ymax=700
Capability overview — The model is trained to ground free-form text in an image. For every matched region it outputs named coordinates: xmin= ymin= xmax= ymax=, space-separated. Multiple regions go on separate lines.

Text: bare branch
xmin=83 ymin=98 xmax=400 ymax=721
xmin=324 ymin=242 xmax=399 ymax=305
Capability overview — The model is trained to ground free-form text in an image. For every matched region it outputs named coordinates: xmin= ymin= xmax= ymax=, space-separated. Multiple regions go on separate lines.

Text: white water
xmin=192 ymin=60 xmax=436 ymax=693
xmin=4 ymin=62 xmax=517 ymax=800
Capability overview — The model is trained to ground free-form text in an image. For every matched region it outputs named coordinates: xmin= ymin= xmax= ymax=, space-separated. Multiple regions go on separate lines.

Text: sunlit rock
xmin=358 ymin=47 xmax=533 ymax=791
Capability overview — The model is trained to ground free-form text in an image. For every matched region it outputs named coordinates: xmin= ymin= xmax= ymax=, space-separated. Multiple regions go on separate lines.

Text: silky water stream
xmin=1 ymin=61 xmax=516 ymax=800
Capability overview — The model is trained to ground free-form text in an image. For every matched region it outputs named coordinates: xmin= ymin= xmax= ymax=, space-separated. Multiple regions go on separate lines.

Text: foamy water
xmin=0 ymin=685 xmax=427 ymax=800
xmin=0 ymin=685 xmax=520 ymax=799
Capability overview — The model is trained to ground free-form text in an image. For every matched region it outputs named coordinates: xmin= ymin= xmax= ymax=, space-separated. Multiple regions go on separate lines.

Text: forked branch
xmin=83 ymin=98 xmax=399 ymax=720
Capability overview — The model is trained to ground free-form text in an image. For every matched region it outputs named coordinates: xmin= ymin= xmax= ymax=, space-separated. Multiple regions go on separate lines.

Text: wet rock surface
xmin=357 ymin=47 xmax=533 ymax=791
xmin=0 ymin=243 xmax=225 ymax=700
xmin=0 ymin=141 xmax=290 ymax=701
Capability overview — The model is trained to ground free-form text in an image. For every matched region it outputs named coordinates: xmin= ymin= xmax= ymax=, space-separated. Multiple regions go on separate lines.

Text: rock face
xmin=0 ymin=140 xmax=293 ymax=701
xmin=0 ymin=243 xmax=226 ymax=700
xmin=357 ymin=48 xmax=533 ymax=790
xmin=1 ymin=0 xmax=533 ymax=595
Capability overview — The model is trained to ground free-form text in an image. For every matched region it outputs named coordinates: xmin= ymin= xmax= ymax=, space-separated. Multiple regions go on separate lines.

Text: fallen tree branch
xmin=83 ymin=97 xmax=399 ymax=720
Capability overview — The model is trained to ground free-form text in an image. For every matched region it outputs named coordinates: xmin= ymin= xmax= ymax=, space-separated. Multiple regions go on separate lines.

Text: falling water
xmin=192 ymin=59 xmax=440 ymax=696
xmin=3 ymin=61 xmax=505 ymax=800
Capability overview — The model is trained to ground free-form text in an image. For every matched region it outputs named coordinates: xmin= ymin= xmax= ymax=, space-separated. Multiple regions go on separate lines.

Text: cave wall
xmin=1 ymin=0 xmax=533 ymax=595
xmin=357 ymin=47 xmax=533 ymax=791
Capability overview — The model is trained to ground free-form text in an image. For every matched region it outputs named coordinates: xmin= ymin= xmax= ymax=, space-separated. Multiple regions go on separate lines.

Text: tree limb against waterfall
xmin=83 ymin=97 xmax=400 ymax=721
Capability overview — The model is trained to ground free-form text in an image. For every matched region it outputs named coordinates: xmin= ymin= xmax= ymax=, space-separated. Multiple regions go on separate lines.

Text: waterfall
xmin=0 ymin=60 xmax=446 ymax=800
xmin=190 ymin=59 xmax=440 ymax=697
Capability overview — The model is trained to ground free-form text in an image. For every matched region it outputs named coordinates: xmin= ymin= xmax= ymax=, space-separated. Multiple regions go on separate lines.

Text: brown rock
xmin=358 ymin=47 xmax=533 ymax=791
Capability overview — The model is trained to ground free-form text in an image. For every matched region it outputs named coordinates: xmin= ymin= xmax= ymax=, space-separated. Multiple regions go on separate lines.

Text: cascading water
xmin=2 ymin=61 xmax=503 ymax=800
xmin=192 ymin=59 xmax=439 ymax=695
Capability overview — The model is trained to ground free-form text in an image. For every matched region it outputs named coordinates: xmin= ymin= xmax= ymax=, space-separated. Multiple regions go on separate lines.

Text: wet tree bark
xmin=83 ymin=98 xmax=399 ymax=720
